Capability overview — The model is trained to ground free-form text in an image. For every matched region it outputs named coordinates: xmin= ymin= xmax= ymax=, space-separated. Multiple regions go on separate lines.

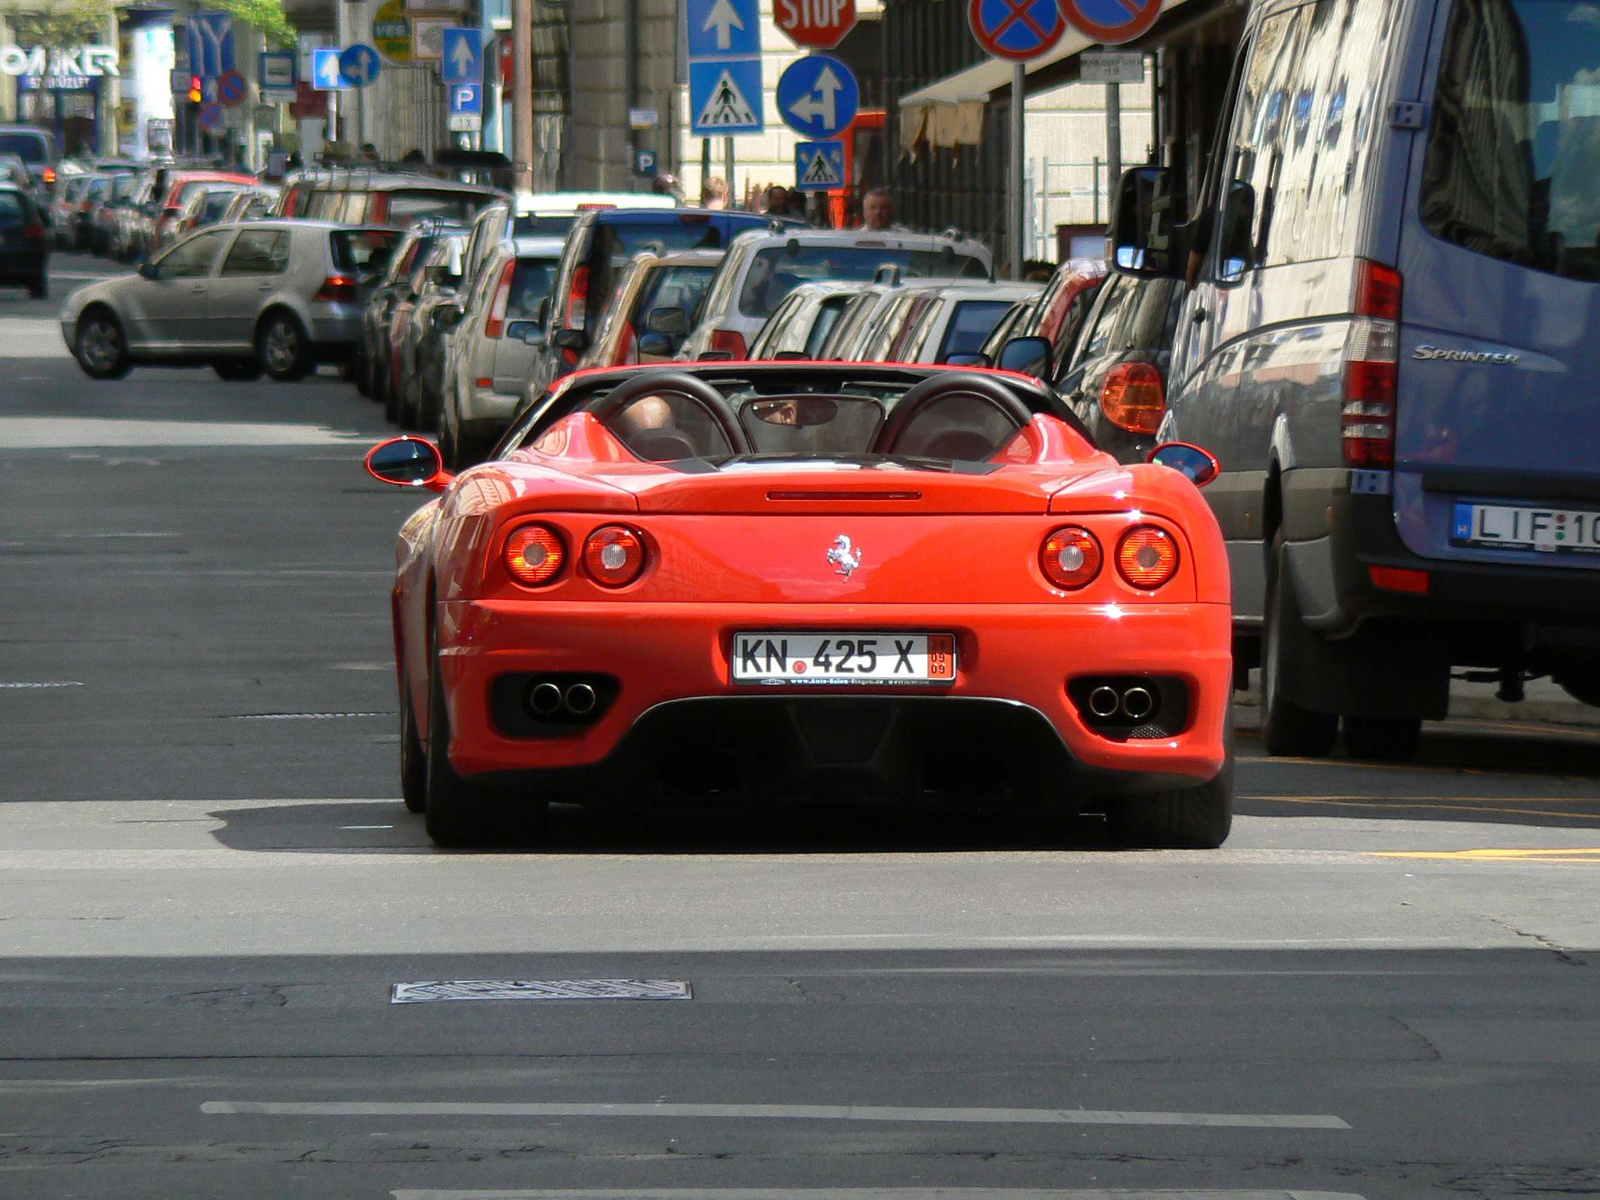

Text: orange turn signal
xmin=1040 ymin=526 xmax=1102 ymax=590
xmin=583 ymin=525 xmax=646 ymax=587
xmin=1116 ymin=526 xmax=1179 ymax=590
xmin=1100 ymin=362 xmax=1166 ymax=434
xmin=504 ymin=523 xmax=565 ymax=587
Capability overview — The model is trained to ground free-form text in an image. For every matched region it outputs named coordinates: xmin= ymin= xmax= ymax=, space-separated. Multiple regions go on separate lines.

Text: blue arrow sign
xmin=187 ymin=11 xmax=236 ymax=80
xmin=687 ymin=0 xmax=760 ymax=58
xmin=778 ymin=54 xmax=858 ymax=139
xmin=339 ymin=43 xmax=381 ymax=88
xmin=440 ymin=27 xmax=482 ymax=86
xmin=690 ymin=58 xmax=764 ymax=136
xmin=795 ymin=140 xmax=845 ymax=191
xmin=311 ymin=47 xmax=346 ymax=91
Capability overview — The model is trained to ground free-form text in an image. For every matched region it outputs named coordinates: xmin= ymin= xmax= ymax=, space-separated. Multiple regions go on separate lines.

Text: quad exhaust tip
xmin=528 ymin=681 xmax=564 ymax=717
xmin=564 ymin=683 xmax=598 ymax=716
xmin=1087 ymin=685 xmax=1121 ymax=718
xmin=1120 ymin=686 xmax=1155 ymax=721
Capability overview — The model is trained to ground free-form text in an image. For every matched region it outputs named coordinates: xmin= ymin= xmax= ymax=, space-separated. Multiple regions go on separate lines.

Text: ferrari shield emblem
xmin=826 ymin=534 xmax=862 ymax=579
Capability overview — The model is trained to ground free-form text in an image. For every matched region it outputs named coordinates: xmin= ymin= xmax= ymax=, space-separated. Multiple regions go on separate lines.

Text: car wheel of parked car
xmin=1260 ymin=533 xmax=1340 ymax=758
xmin=213 ymin=359 xmax=262 ymax=381
xmin=1341 ymin=714 xmax=1422 ymax=762
xmin=29 ymin=273 xmax=46 ymax=300
xmin=74 ymin=308 xmax=131 ymax=380
xmin=257 ymin=311 xmax=310 ymax=382
xmin=1111 ymin=708 xmax=1234 ymax=848
xmin=1554 ymin=668 xmax=1600 ymax=708
xmin=399 ymin=676 xmax=426 ymax=815
xmin=354 ymin=343 xmax=371 ymax=397
xmin=384 ymin=365 xmax=404 ymax=423
xmin=400 ymin=375 xmax=424 ymax=431
xmin=438 ymin=412 xmax=461 ymax=472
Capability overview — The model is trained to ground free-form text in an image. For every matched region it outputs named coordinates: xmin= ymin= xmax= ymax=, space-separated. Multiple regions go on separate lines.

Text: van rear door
xmin=1396 ymin=0 xmax=1600 ymax=566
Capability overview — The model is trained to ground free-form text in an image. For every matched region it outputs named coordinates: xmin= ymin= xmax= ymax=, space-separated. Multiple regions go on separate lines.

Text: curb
xmin=1234 ymin=687 xmax=1600 ymax=731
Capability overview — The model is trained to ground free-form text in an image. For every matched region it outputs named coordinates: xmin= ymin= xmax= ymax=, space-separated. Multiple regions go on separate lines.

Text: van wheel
xmin=1342 ymin=715 xmax=1422 ymax=762
xmin=258 ymin=311 xmax=310 ymax=381
xmin=1260 ymin=533 xmax=1339 ymax=757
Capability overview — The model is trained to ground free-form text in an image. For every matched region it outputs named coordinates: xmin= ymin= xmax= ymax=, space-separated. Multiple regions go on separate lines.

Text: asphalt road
xmin=2 ymin=254 xmax=1598 ymax=1200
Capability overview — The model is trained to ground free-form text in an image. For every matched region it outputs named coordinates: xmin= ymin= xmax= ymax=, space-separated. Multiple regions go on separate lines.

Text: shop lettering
xmin=0 ymin=45 xmax=119 ymax=78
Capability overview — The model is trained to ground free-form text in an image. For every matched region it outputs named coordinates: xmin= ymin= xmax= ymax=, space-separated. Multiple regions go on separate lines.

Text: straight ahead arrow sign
xmin=449 ymin=37 xmax=474 ymax=77
xmin=704 ymin=0 xmax=745 ymax=51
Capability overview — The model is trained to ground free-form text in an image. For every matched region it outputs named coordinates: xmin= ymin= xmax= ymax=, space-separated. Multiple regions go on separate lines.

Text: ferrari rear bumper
xmin=436 ymin=599 xmax=1232 ymax=794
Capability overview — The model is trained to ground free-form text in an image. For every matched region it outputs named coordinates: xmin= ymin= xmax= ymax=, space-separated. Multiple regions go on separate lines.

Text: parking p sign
xmin=448 ymin=83 xmax=482 ymax=132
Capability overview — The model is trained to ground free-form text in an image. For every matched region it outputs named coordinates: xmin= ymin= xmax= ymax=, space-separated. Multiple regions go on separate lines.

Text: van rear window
xmin=387 ymin=191 xmax=490 ymax=224
xmin=331 ymin=229 xmax=403 ymax=274
xmin=1422 ymin=0 xmax=1600 ymax=281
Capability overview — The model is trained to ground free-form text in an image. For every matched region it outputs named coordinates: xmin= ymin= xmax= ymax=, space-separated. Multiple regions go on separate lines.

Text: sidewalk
xmin=1236 ymin=674 xmax=1600 ymax=729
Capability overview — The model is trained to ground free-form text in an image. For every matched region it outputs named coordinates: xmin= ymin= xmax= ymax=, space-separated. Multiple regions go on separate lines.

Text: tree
xmin=213 ymin=0 xmax=298 ymax=49
xmin=2 ymin=0 xmax=115 ymax=52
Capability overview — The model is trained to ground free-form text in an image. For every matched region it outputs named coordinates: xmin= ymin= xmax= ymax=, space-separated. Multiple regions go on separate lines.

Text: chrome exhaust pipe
xmin=564 ymin=682 xmax=598 ymax=716
xmin=528 ymin=681 xmax=564 ymax=717
xmin=1120 ymin=686 xmax=1156 ymax=721
xmin=1087 ymin=685 xmax=1121 ymax=719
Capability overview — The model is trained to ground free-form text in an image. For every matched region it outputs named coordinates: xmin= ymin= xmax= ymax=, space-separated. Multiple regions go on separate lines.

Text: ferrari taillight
xmin=583 ymin=525 xmax=646 ymax=587
xmin=1040 ymin=526 xmax=1102 ymax=591
xmin=504 ymin=523 xmax=566 ymax=587
xmin=1116 ymin=526 xmax=1180 ymax=590
xmin=485 ymin=259 xmax=516 ymax=338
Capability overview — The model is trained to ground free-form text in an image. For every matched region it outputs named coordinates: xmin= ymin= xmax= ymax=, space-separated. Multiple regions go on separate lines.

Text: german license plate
xmin=1452 ymin=502 xmax=1600 ymax=555
xmin=732 ymin=633 xmax=956 ymax=685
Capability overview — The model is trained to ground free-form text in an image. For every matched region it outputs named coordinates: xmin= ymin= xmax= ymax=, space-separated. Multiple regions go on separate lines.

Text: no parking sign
xmin=967 ymin=0 xmax=1066 ymax=61
xmin=1058 ymin=0 xmax=1164 ymax=45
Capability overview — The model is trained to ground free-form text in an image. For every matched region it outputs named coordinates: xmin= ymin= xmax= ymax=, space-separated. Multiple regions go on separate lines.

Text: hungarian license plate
xmin=732 ymin=633 xmax=956 ymax=686
xmin=1452 ymin=502 xmax=1600 ymax=555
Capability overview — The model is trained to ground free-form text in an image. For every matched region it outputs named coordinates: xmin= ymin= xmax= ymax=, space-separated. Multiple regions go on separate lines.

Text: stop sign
xmin=774 ymin=0 xmax=857 ymax=50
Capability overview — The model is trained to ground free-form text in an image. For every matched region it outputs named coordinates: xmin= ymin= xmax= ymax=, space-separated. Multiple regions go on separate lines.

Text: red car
xmin=149 ymin=170 xmax=256 ymax=256
xmin=364 ymin=363 xmax=1233 ymax=849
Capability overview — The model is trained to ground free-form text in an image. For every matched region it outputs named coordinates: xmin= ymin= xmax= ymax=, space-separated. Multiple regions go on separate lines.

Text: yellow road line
xmin=1244 ymin=795 xmax=1600 ymax=822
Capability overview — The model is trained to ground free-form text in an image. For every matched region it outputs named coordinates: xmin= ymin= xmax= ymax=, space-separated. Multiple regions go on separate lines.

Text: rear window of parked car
xmin=331 ymin=229 xmax=403 ymax=274
xmin=387 ymin=191 xmax=489 ymax=224
xmin=937 ymin=300 xmax=1013 ymax=360
xmin=737 ymin=246 xmax=989 ymax=319
xmin=513 ymin=214 xmax=578 ymax=237
xmin=0 ymin=132 xmax=49 ymax=165
xmin=222 ymin=229 xmax=290 ymax=275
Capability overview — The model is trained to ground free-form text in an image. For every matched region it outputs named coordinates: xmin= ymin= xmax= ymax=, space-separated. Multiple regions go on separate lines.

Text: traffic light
xmin=188 ymin=74 xmax=202 ymax=103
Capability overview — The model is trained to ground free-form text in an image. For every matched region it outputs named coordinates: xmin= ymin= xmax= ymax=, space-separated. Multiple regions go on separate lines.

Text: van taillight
xmin=1099 ymin=362 xmax=1165 ymax=435
xmin=565 ymin=264 xmax=589 ymax=330
xmin=710 ymin=328 xmax=747 ymax=359
xmin=485 ymin=259 xmax=516 ymax=338
xmin=315 ymin=276 xmax=358 ymax=303
xmin=617 ymin=322 xmax=638 ymax=366
xmin=1342 ymin=260 xmax=1402 ymax=468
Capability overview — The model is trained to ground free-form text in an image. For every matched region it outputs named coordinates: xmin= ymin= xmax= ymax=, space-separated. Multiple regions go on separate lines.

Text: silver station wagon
xmin=61 ymin=219 xmax=402 ymax=382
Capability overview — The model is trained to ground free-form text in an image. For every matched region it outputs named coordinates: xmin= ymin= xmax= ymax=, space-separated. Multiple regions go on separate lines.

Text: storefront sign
xmin=0 ymin=44 xmax=119 ymax=79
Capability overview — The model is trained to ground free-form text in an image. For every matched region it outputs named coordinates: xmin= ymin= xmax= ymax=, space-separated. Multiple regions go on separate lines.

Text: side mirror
xmin=773 ymin=349 xmax=809 ymax=360
xmin=1110 ymin=165 xmax=1182 ymax=280
xmin=645 ymin=306 xmax=689 ymax=336
xmin=553 ymin=327 xmax=588 ymax=352
xmin=941 ymin=351 xmax=989 ymax=367
xmin=137 ymin=259 xmax=156 ymax=279
xmin=512 ymin=321 xmax=544 ymax=345
xmin=536 ymin=296 xmax=550 ymax=326
xmin=431 ymin=305 xmax=464 ymax=332
xmin=638 ymin=332 xmax=674 ymax=358
xmin=364 ymin=436 xmax=453 ymax=492
xmin=1148 ymin=442 xmax=1220 ymax=487
xmin=997 ymin=335 xmax=1051 ymax=379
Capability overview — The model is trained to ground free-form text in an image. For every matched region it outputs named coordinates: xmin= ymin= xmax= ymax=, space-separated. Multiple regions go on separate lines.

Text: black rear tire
xmin=257 ymin=311 xmax=310 ymax=382
xmin=1342 ymin=714 xmax=1422 ymax=762
xmin=1111 ymin=707 xmax=1235 ymax=848
xmin=1260 ymin=533 xmax=1340 ymax=757
xmin=399 ymin=676 xmax=426 ymax=815
xmin=424 ymin=651 xmax=492 ymax=847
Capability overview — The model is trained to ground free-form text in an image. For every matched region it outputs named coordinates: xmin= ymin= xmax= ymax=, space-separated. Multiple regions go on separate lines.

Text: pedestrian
xmin=786 ymin=188 xmax=805 ymax=218
xmin=861 ymin=187 xmax=896 ymax=231
xmin=764 ymin=184 xmax=789 ymax=216
xmin=653 ymin=172 xmax=685 ymax=204
xmin=702 ymin=176 xmax=728 ymax=210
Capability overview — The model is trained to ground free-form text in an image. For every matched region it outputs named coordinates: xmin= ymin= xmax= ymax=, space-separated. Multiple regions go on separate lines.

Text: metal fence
xmin=1026 ymin=156 xmax=1113 ymax=262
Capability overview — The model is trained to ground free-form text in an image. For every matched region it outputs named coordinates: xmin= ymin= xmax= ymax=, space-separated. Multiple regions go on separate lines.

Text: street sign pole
xmin=1010 ymin=62 xmax=1024 ymax=281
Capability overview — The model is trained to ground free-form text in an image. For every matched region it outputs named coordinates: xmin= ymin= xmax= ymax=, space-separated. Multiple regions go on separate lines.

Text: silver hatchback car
xmin=61 ymin=219 xmax=402 ymax=382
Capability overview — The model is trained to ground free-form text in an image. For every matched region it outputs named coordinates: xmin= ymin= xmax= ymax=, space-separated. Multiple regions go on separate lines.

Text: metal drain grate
xmin=391 ymin=979 xmax=693 ymax=1004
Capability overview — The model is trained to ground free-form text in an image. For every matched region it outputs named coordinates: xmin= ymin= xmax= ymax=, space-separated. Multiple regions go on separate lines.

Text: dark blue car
xmin=1111 ymin=0 xmax=1600 ymax=759
xmin=525 ymin=206 xmax=800 ymax=404
xmin=0 ymin=184 xmax=48 ymax=299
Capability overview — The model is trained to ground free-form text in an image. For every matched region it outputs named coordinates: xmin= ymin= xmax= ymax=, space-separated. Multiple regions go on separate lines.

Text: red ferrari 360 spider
xmin=365 ymin=364 xmax=1233 ymax=848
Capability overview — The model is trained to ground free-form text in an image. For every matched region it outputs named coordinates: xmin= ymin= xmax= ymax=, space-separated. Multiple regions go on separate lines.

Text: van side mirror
xmin=638 ymin=332 xmax=674 ymax=358
xmin=431 ymin=304 xmax=464 ymax=332
xmin=1110 ymin=166 xmax=1182 ymax=280
xmin=646 ymin=306 xmax=689 ymax=336
xmin=137 ymin=259 xmax=157 ymax=279
xmin=553 ymin=327 xmax=588 ymax=352
xmin=997 ymin=336 xmax=1051 ymax=379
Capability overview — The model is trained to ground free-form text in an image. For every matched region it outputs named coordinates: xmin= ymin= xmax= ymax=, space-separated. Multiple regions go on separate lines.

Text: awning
xmin=897 ymin=0 xmax=1193 ymax=150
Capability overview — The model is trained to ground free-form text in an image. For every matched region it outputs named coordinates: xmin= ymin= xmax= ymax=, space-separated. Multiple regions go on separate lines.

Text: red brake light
xmin=583 ymin=525 xmax=646 ymax=587
xmin=314 ymin=275 xmax=358 ymax=304
xmin=565 ymin=264 xmax=589 ymax=328
xmin=1099 ymin=362 xmax=1166 ymax=435
xmin=504 ymin=523 xmax=566 ymax=587
xmin=485 ymin=259 xmax=517 ymax=338
xmin=709 ymin=328 xmax=747 ymax=359
xmin=1116 ymin=526 xmax=1180 ymax=590
xmin=1040 ymin=526 xmax=1102 ymax=590
xmin=1355 ymin=260 xmax=1402 ymax=321
xmin=1342 ymin=261 xmax=1402 ymax=468
xmin=43 ymin=166 xmax=55 ymax=185
xmin=23 ymin=222 xmax=45 ymax=242
xmin=617 ymin=322 xmax=638 ymax=366
xmin=1369 ymin=565 xmax=1429 ymax=595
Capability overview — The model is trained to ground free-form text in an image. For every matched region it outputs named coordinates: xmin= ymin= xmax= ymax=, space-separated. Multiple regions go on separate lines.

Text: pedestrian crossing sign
xmin=795 ymin=140 xmax=845 ymax=191
xmin=690 ymin=58 xmax=764 ymax=135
